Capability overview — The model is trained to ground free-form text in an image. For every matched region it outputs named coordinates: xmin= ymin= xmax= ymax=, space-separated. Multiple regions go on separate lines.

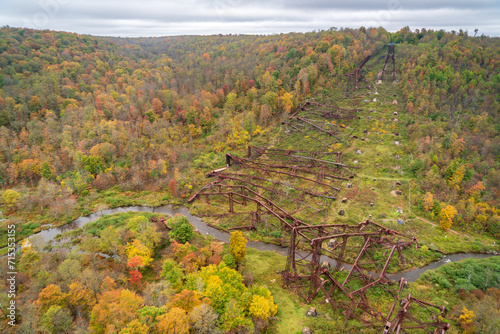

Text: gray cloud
xmin=0 ymin=0 xmax=498 ymax=37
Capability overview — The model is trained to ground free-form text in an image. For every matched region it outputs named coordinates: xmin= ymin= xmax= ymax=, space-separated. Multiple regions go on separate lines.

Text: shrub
xmin=169 ymin=215 xmax=194 ymax=243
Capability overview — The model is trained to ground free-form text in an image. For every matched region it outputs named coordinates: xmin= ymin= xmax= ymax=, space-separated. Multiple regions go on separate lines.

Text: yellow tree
xmin=459 ymin=306 xmax=475 ymax=333
xmin=440 ymin=204 xmax=458 ymax=230
xmin=249 ymin=295 xmax=277 ymax=319
xmin=120 ymin=319 xmax=150 ymax=334
xmin=3 ymin=189 xmax=21 ymax=205
xmin=449 ymin=165 xmax=466 ymax=190
xmin=229 ymin=231 xmax=247 ymax=269
xmin=156 ymin=307 xmax=189 ymax=334
xmin=126 ymin=239 xmax=153 ymax=267
xmin=422 ymin=192 xmax=434 ymax=212
xmin=280 ymin=92 xmax=295 ymax=113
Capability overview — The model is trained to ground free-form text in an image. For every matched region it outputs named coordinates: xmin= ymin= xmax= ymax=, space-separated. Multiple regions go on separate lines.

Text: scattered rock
xmin=376 ymin=153 xmax=380 ymax=156
xmin=393 ymin=118 xmax=398 ymax=122
xmin=360 ymin=137 xmax=365 ymax=141
xmin=368 ymin=214 xmax=373 ymax=218
xmin=367 ymin=116 xmax=371 ymax=120
xmin=353 ymin=160 xmax=358 ymax=164
xmin=395 ymin=154 xmax=401 ymax=160
xmin=363 ymin=129 xmax=368 ymax=133
xmin=392 ymin=100 xmax=398 ymax=105
xmin=393 ymin=112 xmax=398 ymax=116
xmin=395 ymin=141 xmax=400 ymax=145
xmin=341 ymin=197 xmax=348 ymax=203
xmin=394 ymin=132 xmax=399 ymax=136
xmin=302 ymin=328 xmax=313 ymax=334
xmin=400 ymin=299 xmax=408 ymax=307
xmin=373 ymin=178 xmax=377 ymax=181
xmin=371 ymin=188 xmax=375 ymax=191
xmin=397 ymin=219 xmax=404 ymax=225
xmin=370 ymin=202 xmax=374 ymax=207
xmin=375 ymin=163 xmax=379 ymax=167
xmin=306 ymin=308 xmax=317 ymax=317
xmin=356 ymin=150 xmax=362 ymax=155
xmin=395 ymin=181 xmax=402 ymax=186
xmin=338 ymin=209 xmax=345 ymax=216
xmin=327 ymin=239 xmax=336 ymax=248
xmin=395 ymin=165 xmax=401 ymax=170
xmin=373 ymin=98 xmax=377 ymax=102
xmin=346 ymin=183 xmax=352 ymax=188
xmin=396 ymin=207 xmax=404 ymax=214
xmin=321 ymin=261 xmax=330 ymax=270
xmin=396 ymin=190 xmax=402 ymax=195
xmin=352 ymin=135 xmax=358 ymax=139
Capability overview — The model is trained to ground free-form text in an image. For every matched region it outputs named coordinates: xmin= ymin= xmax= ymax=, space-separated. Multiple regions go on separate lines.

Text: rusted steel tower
xmin=381 ymin=43 xmax=396 ymax=79
xmin=344 ymin=55 xmax=372 ymax=97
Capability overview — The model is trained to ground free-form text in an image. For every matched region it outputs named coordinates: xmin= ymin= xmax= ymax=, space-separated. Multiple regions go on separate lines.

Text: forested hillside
xmin=0 ymin=27 xmax=499 ymax=237
xmin=0 ymin=26 xmax=499 ymax=333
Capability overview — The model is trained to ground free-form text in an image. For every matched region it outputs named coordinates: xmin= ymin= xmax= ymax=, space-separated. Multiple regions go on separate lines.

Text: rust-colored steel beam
xmin=210 ymin=171 xmax=337 ymax=200
xmin=344 ymin=55 xmax=372 ymax=98
xmin=381 ymin=43 xmax=396 ymax=78
xmin=280 ymin=219 xmax=448 ymax=333
xmin=211 ymin=173 xmax=324 ymax=213
xmin=227 ymin=154 xmax=343 ymax=192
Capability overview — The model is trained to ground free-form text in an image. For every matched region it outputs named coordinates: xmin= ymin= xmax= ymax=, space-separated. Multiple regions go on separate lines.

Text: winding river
xmin=29 ymin=205 xmax=496 ymax=282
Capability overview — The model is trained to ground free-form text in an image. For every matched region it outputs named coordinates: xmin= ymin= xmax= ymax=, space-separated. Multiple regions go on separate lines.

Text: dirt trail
xmin=415 ymin=216 xmax=473 ymax=240
xmin=356 ymin=174 xmax=411 ymax=181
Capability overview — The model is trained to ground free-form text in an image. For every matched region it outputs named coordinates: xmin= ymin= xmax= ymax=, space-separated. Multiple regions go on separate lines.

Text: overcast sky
xmin=1 ymin=0 xmax=499 ymax=37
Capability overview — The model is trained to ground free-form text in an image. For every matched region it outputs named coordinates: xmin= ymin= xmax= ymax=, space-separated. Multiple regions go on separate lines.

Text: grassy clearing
xmin=243 ymin=248 xmax=309 ymax=334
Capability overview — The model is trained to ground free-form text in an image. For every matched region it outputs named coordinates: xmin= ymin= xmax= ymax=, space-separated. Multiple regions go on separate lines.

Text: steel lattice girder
xmin=381 ymin=43 xmax=396 ymax=79
xmin=283 ymin=101 xmax=360 ymax=146
xmin=280 ymin=220 xmax=448 ymax=332
xmin=384 ymin=294 xmax=450 ymax=334
xmin=344 ymin=55 xmax=372 ymax=97
xmin=189 ymin=180 xmax=310 ymax=231
xmin=188 ymin=148 xmax=351 ymax=230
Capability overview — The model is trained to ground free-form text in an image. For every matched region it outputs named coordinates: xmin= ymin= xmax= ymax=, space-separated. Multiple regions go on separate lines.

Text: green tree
xmin=99 ymin=226 xmax=123 ymax=261
xmin=199 ymin=263 xmax=246 ymax=314
xmin=127 ymin=215 xmax=149 ymax=233
xmin=81 ymin=155 xmax=105 ymax=176
xmin=169 ymin=215 xmax=194 ymax=243
xmin=220 ymin=299 xmax=253 ymax=333
xmin=39 ymin=306 xmax=73 ymax=334
xmin=57 ymin=258 xmax=82 ymax=283
xmin=40 ymin=161 xmax=53 ymax=180
xmin=160 ymin=259 xmax=184 ymax=289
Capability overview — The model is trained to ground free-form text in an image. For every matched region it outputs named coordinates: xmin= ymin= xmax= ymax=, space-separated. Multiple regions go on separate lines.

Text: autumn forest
xmin=0 ymin=26 xmax=499 ymax=333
